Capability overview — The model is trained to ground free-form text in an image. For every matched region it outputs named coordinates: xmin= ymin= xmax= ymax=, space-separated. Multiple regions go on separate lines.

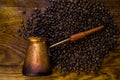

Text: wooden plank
xmin=0 ymin=0 xmax=120 ymax=80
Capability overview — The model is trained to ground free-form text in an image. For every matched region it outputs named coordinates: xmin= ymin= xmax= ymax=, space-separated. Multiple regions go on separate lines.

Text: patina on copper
xmin=22 ymin=37 xmax=52 ymax=76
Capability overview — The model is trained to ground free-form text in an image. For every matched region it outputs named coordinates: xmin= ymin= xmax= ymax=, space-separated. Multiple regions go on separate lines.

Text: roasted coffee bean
xmin=18 ymin=0 xmax=119 ymax=75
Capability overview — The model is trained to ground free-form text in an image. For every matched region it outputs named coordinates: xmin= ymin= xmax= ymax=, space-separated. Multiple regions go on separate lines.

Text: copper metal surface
xmin=22 ymin=37 xmax=52 ymax=76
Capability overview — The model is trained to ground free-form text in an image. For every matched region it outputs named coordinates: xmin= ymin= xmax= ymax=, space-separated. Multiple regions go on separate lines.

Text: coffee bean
xmin=18 ymin=0 xmax=119 ymax=75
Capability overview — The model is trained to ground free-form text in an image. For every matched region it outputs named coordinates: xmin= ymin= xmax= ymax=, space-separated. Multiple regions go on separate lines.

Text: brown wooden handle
xmin=70 ymin=25 xmax=104 ymax=41
xmin=70 ymin=32 xmax=86 ymax=41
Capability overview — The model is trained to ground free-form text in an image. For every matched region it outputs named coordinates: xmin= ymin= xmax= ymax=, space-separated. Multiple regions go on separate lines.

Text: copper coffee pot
xmin=22 ymin=37 xmax=52 ymax=76
xmin=22 ymin=25 xmax=104 ymax=76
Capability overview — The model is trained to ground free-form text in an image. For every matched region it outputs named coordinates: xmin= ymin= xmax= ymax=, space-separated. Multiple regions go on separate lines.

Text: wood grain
xmin=0 ymin=0 xmax=120 ymax=80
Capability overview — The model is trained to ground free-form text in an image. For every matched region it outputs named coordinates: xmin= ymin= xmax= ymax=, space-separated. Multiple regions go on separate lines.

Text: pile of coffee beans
xmin=18 ymin=0 xmax=119 ymax=75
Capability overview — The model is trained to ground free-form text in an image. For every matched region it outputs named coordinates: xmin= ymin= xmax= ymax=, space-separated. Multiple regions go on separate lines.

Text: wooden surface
xmin=0 ymin=0 xmax=120 ymax=80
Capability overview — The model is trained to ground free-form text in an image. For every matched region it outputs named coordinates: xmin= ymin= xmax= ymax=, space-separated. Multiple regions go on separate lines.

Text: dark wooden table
xmin=0 ymin=0 xmax=120 ymax=80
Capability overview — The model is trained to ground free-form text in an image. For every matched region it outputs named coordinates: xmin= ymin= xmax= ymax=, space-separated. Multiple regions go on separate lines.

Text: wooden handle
xmin=70 ymin=25 xmax=104 ymax=41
